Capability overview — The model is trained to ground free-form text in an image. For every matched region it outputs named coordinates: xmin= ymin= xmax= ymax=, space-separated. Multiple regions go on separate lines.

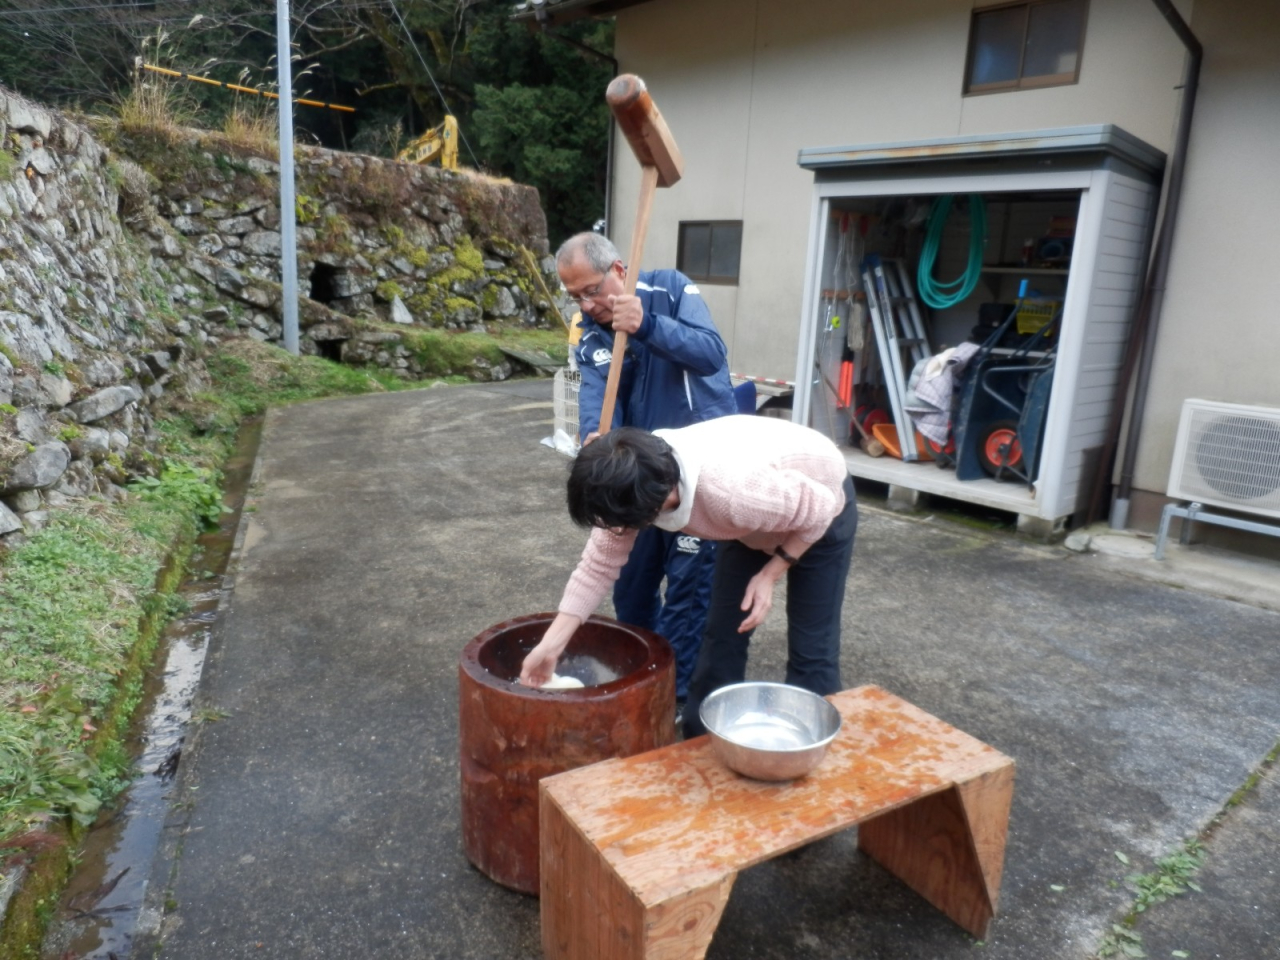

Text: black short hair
xmin=567 ymin=428 xmax=680 ymax=530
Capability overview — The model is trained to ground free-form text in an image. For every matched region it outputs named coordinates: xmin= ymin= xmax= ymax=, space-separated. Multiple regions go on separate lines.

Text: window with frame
xmin=964 ymin=0 xmax=1088 ymax=95
xmin=677 ymin=221 xmax=743 ymax=284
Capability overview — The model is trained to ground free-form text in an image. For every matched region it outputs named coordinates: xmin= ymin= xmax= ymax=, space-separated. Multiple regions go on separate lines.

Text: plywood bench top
xmin=541 ymin=684 xmax=1012 ymax=906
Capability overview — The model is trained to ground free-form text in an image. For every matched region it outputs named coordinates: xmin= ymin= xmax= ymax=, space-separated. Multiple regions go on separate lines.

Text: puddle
xmin=40 ymin=419 xmax=261 ymax=960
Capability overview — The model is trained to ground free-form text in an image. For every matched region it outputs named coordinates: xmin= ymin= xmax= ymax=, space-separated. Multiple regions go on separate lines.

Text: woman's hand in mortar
xmin=519 ymin=613 xmax=582 ymax=687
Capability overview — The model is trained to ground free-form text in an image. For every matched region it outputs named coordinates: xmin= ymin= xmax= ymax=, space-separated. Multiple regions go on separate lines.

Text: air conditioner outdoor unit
xmin=1167 ymin=399 xmax=1280 ymax=520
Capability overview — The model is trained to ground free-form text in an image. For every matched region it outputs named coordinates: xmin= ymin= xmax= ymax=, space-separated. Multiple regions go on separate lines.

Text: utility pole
xmin=276 ymin=0 xmax=300 ymax=355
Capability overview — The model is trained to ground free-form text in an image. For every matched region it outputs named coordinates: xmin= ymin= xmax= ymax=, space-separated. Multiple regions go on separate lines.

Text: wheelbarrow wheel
xmin=977 ymin=420 xmax=1023 ymax=477
xmin=923 ymin=434 xmax=955 ymax=469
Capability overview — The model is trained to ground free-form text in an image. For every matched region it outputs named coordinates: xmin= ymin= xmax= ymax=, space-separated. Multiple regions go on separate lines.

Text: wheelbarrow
xmin=952 ymin=295 xmax=1059 ymax=486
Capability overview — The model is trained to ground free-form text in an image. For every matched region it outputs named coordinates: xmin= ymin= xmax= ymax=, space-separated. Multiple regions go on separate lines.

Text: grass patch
xmin=1093 ymin=841 xmax=1206 ymax=958
xmin=397 ymin=325 xmax=567 ymax=377
xmin=201 ymin=338 xmax=408 ymax=421
xmin=114 ymin=80 xmax=192 ymax=144
xmin=0 ymin=490 xmax=201 ymax=849
xmin=0 ymin=341 xmax=412 ymax=858
xmin=221 ymin=102 xmax=279 ymax=159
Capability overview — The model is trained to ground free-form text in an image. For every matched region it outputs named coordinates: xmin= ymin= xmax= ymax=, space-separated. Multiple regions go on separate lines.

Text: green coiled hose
xmin=916 ymin=194 xmax=987 ymax=309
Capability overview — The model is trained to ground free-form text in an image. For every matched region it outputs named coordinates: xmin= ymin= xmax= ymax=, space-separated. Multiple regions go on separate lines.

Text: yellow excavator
xmin=397 ymin=115 xmax=460 ymax=170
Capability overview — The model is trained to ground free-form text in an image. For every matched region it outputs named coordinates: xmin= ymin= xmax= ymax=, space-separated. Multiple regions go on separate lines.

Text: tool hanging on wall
xmin=843 ymin=215 xmax=865 ymax=352
xmin=812 ymin=214 xmax=848 ymax=445
xmin=812 ymin=289 xmax=841 ymax=445
xmin=838 ymin=346 xmax=854 ymax=409
xmin=917 ymin=194 xmax=987 ymax=309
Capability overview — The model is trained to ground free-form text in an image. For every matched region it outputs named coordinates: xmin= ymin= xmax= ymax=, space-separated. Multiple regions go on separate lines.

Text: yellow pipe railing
xmin=139 ymin=62 xmax=355 ymax=113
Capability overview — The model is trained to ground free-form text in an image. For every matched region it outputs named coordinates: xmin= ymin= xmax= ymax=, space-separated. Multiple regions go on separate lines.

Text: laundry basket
xmin=552 ymin=367 xmax=582 ymax=453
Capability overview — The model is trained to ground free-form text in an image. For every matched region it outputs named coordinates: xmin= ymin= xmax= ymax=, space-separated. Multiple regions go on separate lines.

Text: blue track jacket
xmin=574 ymin=269 xmax=737 ymax=438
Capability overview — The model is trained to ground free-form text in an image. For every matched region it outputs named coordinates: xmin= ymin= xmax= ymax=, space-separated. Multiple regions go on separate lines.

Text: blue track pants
xmin=612 ymin=527 xmax=717 ymax=700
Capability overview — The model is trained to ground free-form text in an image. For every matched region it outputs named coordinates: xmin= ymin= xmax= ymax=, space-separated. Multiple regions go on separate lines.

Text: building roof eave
xmin=510 ymin=0 xmax=656 ymax=25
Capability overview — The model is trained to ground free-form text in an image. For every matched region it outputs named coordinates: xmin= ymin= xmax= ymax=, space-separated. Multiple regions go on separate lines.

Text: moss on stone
xmin=375 ymin=280 xmax=405 ymax=303
xmin=397 ymin=326 xmax=505 ymax=376
xmin=444 ymin=296 xmax=478 ymax=315
xmin=0 ymin=823 xmax=77 ymax=960
xmin=453 ymin=235 xmax=484 ymax=274
xmin=406 ymin=293 xmax=436 ymax=317
xmin=485 ymin=237 xmax=517 ymax=259
xmin=295 ymin=194 xmax=321 ymax=225
xmin=317 ymin=213 xmax=356 ymax=257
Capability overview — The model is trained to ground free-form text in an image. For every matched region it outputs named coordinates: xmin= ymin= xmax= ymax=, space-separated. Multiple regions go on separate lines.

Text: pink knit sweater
xmin=558 ymin=416 xmax=848 ymax=622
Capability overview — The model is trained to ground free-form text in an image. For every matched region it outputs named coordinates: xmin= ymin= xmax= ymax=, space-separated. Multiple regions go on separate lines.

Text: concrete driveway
xmin=139 ymin=379 xmax=1280 ymax=960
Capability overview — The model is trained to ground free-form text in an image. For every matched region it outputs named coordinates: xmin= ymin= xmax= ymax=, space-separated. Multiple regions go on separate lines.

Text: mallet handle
xmin=598 ymin=164 xmax=658 ymax=436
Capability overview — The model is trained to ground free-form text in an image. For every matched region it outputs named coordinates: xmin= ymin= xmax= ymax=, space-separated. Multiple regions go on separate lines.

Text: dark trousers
xmin=683 ymin=476 xmax=858 ymax=738
xmin=613 ymin=526 xmax=717 ymax=700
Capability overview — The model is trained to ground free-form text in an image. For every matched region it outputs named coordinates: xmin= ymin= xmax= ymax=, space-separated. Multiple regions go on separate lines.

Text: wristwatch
xmin=774 ymin=545 xmax=799 ymax=566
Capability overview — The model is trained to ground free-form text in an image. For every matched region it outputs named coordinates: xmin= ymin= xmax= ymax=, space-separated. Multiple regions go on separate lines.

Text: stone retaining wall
xmin=0 ymin=86 xmax=564 ymax=546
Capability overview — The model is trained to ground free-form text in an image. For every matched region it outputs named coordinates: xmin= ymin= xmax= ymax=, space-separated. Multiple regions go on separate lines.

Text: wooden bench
xmin=539 ymin=684 xmax=1014 ymax=960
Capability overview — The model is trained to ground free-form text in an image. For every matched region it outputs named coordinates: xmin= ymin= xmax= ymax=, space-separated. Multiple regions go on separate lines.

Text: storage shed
xmin=793 ymin=126 xmax=1166 ymax=536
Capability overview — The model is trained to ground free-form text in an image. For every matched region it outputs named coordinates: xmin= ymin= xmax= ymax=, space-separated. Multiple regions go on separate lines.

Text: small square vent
xmin=1167 ymin=399 xmax=1280 ymax=520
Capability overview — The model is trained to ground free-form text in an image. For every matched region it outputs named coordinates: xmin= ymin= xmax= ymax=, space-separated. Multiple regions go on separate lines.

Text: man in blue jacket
xmin=557 ymin=232 xmax=738 ymax=713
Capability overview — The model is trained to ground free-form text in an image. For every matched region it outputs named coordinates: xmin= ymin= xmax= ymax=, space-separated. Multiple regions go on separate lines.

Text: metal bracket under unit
xmin=1154 ymin=501 xmax=1280 ymax=561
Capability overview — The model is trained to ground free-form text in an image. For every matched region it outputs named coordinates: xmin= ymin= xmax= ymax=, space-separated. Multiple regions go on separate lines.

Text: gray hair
xmin=556 ymin=232 xmax=621 ymax=273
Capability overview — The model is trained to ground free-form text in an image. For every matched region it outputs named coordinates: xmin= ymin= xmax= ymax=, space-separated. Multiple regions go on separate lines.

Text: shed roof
xmin=798 ymin=125 xmax=1166 ymax=180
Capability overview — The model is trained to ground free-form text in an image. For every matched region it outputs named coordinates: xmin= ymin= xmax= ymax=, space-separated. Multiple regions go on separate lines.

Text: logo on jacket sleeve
xmin=676 ymin=535 xmax=701 ymax=554
xmin=591 ymin=348 xmax=611 ymax=366
xmin=684 ymin=284 xmax=701 ymax=296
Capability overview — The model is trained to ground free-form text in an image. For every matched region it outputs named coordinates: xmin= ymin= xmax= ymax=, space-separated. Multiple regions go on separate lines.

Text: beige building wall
xmin=611 ymin=0 xmax=1188 ymax=384
xmin=1131 ymin=0 xmax=1280 ymax=501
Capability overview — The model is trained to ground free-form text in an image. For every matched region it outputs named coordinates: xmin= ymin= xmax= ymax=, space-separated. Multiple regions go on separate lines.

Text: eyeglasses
xmin=568 ymin=275 xmax=608 ymax=305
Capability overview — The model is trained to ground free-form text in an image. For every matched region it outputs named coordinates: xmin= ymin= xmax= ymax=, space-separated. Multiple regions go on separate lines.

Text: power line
xmin=386 ymin=0 xmax=480 ymax=168
xmin=0 ymin=0 xmax=200 ymax=15
xmin=0 ymin=0 xmax=393 ymax=18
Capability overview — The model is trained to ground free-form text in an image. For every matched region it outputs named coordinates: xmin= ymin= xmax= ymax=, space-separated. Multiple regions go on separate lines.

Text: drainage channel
xmin=40 ymin=419 xmax=262 ymax=960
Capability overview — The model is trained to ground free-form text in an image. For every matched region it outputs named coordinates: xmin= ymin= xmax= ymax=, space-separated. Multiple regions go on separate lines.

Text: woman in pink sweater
xmin=520 ymin=415 xmax=858 ymax=737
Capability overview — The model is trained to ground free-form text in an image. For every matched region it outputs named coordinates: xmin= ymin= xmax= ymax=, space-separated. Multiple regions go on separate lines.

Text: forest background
xmin=0 ymin=0 xmax=615 ymax=242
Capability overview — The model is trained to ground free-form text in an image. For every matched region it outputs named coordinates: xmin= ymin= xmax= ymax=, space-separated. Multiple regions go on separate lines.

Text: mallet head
xmin=606 ymin=74 xmax=684 ymax=188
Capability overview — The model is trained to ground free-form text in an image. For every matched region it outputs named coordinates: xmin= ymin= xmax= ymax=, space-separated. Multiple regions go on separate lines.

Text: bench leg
xmin=857 ymin=764 xmax=1014 ymax=939
xmin=542 ymin=791 xmax=735 ymax=960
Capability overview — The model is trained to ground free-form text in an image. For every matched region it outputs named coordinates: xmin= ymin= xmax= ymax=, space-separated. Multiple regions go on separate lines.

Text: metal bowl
xmin=699 ymin=682 xmax=842 ymax=781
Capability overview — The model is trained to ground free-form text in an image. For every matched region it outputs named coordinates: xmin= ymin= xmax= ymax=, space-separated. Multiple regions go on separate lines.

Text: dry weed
xmin=221 ymin=102 xmax=279 ymax=159
xmin=115 ymin=81 xmax=191 ymax=142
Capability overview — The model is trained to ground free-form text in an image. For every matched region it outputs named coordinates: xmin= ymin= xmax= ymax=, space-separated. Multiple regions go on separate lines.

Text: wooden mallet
xmin=597 ymin=74 xmax=684 ymax=435
xmin=850 ymin=408 xmax=887 ymax=457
